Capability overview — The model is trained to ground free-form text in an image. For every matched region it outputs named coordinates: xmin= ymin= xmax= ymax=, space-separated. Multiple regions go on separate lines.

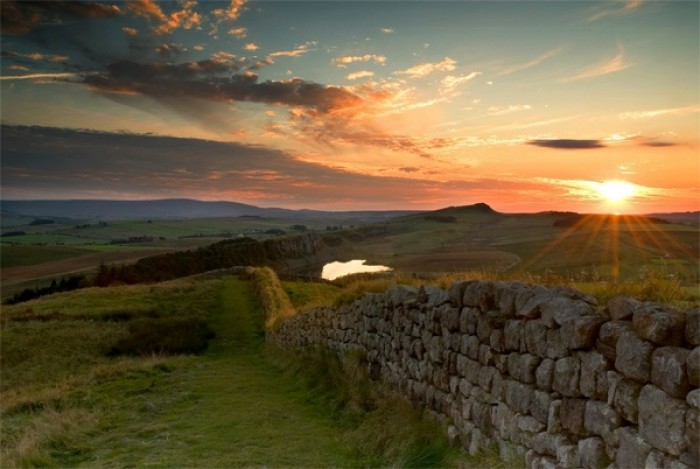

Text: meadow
xmin=1 ymin=274 xmax=514 ymax=468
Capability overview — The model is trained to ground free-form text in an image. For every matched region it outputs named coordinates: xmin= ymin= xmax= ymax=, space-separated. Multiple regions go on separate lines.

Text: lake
xmin=321 ymin=259 xmax=392 ymax=281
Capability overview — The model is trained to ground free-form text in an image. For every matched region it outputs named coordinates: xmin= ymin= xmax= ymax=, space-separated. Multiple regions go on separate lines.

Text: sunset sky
xmin=1 ymin=0 xmax=698 ymax=213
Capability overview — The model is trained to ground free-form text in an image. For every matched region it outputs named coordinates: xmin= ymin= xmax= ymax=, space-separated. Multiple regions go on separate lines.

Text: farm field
xmin=2 ymin=204 xmax=698 ymax=302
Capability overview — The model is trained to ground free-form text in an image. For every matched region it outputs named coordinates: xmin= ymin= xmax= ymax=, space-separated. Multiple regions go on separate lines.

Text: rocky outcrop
xmin=268 ymin=281 xmax=698 ymax=469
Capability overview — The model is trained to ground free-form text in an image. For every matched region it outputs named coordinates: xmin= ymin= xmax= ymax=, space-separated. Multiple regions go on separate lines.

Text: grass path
xmin=81 ymin=278 xmax=365 ymax=467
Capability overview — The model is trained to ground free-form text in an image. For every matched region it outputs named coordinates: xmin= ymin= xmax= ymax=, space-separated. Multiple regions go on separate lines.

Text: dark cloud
xmin=527 ymin=139 xmax=606 ymax=149
xmin=155 ymin=43 xmax=186 ymax=58
xmin=1 ymin=1 xmax=121 ymax=35
xmin=0 ymin=125 xmax=429 ymax=205
xmin=84 ymin=60 xmax=362 ymax=114
xmin=399 ymin=167 xmax=420 ymax=173
xmin=641 ymin=141 xmax=677 ymax=148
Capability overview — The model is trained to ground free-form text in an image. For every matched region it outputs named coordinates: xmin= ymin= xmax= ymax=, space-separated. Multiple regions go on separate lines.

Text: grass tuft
xmin=250 ymin=267 xmax=296 ymax=327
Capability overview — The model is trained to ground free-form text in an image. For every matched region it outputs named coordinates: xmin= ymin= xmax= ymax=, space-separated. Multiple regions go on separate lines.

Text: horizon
xmin=1 ymin=1 xmax=698 ymax=213
xmin=3 ymin=195 xmax=698 ymax=217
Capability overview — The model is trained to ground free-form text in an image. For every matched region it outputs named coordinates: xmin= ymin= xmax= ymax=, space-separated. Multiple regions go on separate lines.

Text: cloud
xmin=269 ymin=41 xmax=316 ymax=58
xmin=0 ymin=72 xmax=77 ymax=81
xmin=619 ymin=105 xmax=700 ymax=120
xmin=156 ymin=43 xmax=187 ymax=58
xmin=244 ymin=43 xmax=259 ymax=51
xmin=0 ymin=125 xmax=464 ymax=208
xmin=127 ymin=0 xmax=200 ymax=35
xmin=212 ymin=0 xmax=246 ymax=21
xmin=527 ymin=139 xmax=606 ymax=149
xmin=497 ymin=48 xmax=562 ymax=76
xmin=588 ymin=0 xmax=643 ymax=22
xmin=380 ymin=28 xmax=394 ymax=34
xmin=440 ymin=72 xmax=480 ymax=94
xmin=395 ymin=57 xmax=456 ymax=79
xmin=560 ymin=47 xmax=630 ymax=82
xmin=83 ymin=60 xmax=363 ymax=115
xmin=1 ymin=1 xmax=121 ymax=35
xmin=227 ymin=27 xmax=247 ymax=38
xmin=332 ymin=54 xmax=387 ymax=68
xmin=347 ymin=70 xmax=375 ymax=80
xmin=4 ymin=51 xmax=70 ymax=63
xmin=193 ymin=44 xmax=205 ymax=52
xmin=398 ymin=167 xmax=419 ymax=173
xmin=122 ymin=27 xmax=138 ymax=37
xmin=488 ymin=104 xmax=532 ymax=116
xmin=641 ymin=141 xmax=677 ymax=148
xmin=9 ymin=64 xmax=28 ymax=71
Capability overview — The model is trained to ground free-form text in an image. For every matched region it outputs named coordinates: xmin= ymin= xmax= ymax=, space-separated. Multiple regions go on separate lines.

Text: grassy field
xmin=3 ymin=275 xmax=500 ymax=468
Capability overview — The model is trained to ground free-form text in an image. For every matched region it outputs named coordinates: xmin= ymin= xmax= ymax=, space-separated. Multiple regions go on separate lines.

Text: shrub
xmin=107 ymin=316 xmax=214 ymax=356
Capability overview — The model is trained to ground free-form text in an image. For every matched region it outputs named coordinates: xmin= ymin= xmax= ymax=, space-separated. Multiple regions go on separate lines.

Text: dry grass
xmin=1 ymin=408 xmax=96 ymax=468
xmin=250 ymin=267 xmax=296 ymax=328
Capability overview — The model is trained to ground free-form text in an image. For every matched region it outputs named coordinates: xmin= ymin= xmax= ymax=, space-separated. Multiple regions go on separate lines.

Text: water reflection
xmin=321 ymin=259 xmax=392 ymax=281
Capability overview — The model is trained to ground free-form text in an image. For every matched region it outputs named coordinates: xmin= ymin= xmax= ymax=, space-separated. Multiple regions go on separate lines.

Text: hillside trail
xmin=83 ymin=278 xmax=364 ymax=467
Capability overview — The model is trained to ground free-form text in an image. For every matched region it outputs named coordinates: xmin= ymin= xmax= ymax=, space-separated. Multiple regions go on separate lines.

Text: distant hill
xmin=0 ymin=199 xmax=419 ymax=222
xmin=645 ymin=211 xmax=700 ymax=225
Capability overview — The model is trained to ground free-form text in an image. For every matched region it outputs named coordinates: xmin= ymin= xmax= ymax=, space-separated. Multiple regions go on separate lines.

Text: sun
xmin=597 ymin=180 xmax=636 ymax=203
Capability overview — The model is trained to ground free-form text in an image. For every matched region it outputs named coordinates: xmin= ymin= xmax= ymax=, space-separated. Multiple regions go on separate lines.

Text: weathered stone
xmin=520 ymin=353 xmax=541 ymax=384
xmin=579 ymin=350 xmax=610 ymax=400
xmin=463 ymin=281 xmax=497 ymax=311
xmin=493 ymin=353 xmax=508 ymax=375
xmin=607 ymin=296 xmax=641 ymax=321
xmin=553 ymin=356 xmax=581 ymax=397
xmin=478 ymin=344 xmax=493 ymax=366
xmin=428 ymin=335 xmax=443 ymax=363
xmin=477 ymin=315 xmax=492 ymax=343
xmin=547 ymin=399 xmax=562 ymax=433
xmin=542 ymin=297 xmax=597 ymax=328
xmin=525 ymin=319 xmax=548 ymax=356
xmin=633 ymin=304 xmax=685 ymax=345
xmin=615 ymin=331 xmax=653 ymax=382
xmin=584 ymin=400 xmax=621 ymax=441
xmin=686 ymin=308 xmax=700 ymax=345
xmin=388 ymin=285 xmax=419 ymax=307
xmin=490 ymin=329 xmax=506 ymax=352
xmin=425 ymin=286 xmax=450 ymax=309
xmin=562 ymin=315 xmax=606 ymax=350
xmin=611 ymin=378 xmax=642 ymax=424
xmin=514 ymin=284 xmax=549 ymax=318
xmin=448 ymin=281 xmax=470 ymax=309
xmin=504 ymin=379 xmax=534 ymax=415
xmin=477 ymin=365 xmax=495 ymax=392
xmin=687 ymin=347 xmax=699 ymax=387
xmin=532 ymin=390 xmax=552 ymax=424
xmin=491 ymin=402 xmax=515 ymax=437
xmin=578 ymin=437 xmax=609 ymax=469
xmin=556 ymin=444 xmax=580 ymax=469
xmin=651 ymin=346 xmax=690 ymax=399
xmin=686 ymin=408 xmax=700 ymax=465
xmin=504 ymin=319 xmax=523 ymax=352
xmin=616 ymin=427 xmax=652 ymax=469
xmin=546 ymin=328 xmax=569 ymax=359
xmin=688 ymin=389 xmax=700 ymax=409
xmin=532 ymin=359 xmax=554 ymax=393
xmin=440 ymin=305 xmax=460 ymax=331
xmin=645 ymin=450 xmax=666 ymax=469
xmin=560 ymin=398 xmax=587 ymax=435
xmin=463 ymin=307 xmax=480 ymax=335
xmin=466 ymin=335 xmax=480 ymax=360
xmin=495 ymin=281 xmax=525 ymax=316
xmin=596 ymin=321 xmax=633 ymax=362
xmin=517 ymin=414 xmax=545 ymax=433
xmin=532 ymin=431 xmax=570 ymax=456
xmin=639 ymin=384 xmax=688 ymax=456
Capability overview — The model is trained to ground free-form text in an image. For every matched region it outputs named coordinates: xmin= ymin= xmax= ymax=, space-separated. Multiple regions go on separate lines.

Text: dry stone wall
xmin=269 ymin=281 xmax=700 ymax=469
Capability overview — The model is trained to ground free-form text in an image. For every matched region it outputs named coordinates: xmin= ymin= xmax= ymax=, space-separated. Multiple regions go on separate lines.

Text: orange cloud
xmin=561 ymin=47 xmax=630 ymax=82
xmin=227 ymin=27 xmax=247 ymax=38
xmin=332 ymin=54 xmax=386 ymax=68
xmin=395 ymin=57 xmax=456 ymax=78
xmin=213 ymin=0 xmax=246 ymax=21
xmin=347 ymin=70 xmax=375 ymax=80
xmin=497 ymin=48 xmax=562 ymax=76
xmin=588 ymin=0 xmax=643 ymax=22
xmin=244 ymin=43 xmax=259 ymax=51
xmin=122 ymin=27 xmax=138 ymax=37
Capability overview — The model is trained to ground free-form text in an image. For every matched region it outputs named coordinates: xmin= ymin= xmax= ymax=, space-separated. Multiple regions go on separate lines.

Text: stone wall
xmin=268 ymin=281 xmax=700 ymax=469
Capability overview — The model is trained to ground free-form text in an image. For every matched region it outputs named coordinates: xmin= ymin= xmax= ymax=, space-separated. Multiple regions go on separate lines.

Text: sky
xmin=1 ymin=0 xmax=698 ymax=213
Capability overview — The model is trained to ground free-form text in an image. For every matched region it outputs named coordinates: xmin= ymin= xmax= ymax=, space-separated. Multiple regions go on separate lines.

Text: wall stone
xmin=268 ymin=281 xmax=697 ymax=468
